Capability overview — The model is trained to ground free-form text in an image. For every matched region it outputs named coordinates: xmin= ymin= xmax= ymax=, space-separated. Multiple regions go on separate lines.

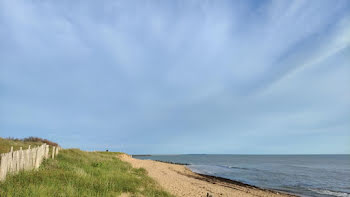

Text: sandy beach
xmin=119 ymin=154 xmax=295 ymax=197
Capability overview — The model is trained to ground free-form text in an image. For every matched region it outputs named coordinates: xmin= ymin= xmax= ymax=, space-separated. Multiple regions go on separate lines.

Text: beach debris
xmin=206 ymin=193 xmax=213 ymax=197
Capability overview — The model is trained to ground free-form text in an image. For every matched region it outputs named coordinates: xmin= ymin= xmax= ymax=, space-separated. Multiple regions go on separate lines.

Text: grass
xmin=0 ymin=137 xmax=43 ymax=154
xmin=0 ymin=149 xmax=173 ymax=197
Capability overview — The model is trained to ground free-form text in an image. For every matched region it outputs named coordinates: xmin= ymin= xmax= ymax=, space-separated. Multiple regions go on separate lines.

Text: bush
xmin=22 ymin=137 xmax=58 ymax=147
xmin=5 ymin=136 xmax=59 ymax=147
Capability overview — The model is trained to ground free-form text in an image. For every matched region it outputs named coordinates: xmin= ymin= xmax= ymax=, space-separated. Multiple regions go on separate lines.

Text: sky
xmin=0 ymin=0 xmax=349 ymax=154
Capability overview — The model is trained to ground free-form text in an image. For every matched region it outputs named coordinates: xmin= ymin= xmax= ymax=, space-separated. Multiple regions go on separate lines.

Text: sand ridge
xmin=119 ymin=154 xmax=295 ymax=197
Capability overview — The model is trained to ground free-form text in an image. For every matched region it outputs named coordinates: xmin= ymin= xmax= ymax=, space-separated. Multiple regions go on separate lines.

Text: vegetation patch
xmin=0 ymin=137 xmax=43 ymax=154
xmin=0 ymin=149 xmax=173 ymax=197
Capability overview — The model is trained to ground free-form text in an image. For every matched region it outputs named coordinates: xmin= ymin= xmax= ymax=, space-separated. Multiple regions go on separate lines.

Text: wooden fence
xmin=0 ymin=144 xmax=61 ymax=181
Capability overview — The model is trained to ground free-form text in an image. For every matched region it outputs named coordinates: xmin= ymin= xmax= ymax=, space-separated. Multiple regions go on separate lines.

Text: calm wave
xmin=133 ymin=155 xmax=350 ymax=197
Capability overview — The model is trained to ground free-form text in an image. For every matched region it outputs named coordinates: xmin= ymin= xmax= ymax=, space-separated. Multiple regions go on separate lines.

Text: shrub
xmin=22 ymin=136 xmax=58 ymax=147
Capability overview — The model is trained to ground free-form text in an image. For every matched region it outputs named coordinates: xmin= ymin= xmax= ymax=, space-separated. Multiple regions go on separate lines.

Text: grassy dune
xmin=0 ymin=137 xmax=42 ymax=154
xmin=0 ymin=149 xmax=172 ymax=197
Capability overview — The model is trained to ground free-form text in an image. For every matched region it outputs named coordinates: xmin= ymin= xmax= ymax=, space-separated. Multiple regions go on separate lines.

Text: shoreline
xmin=121 ymin=154 xmax=297 ymax=197
xmin=141 ymin=158 xmax=296 ymax=196
xmin=193 ymin=173 xmax=296 ymax=197
xmin=133 ymin=157 xmax=295 ymax=196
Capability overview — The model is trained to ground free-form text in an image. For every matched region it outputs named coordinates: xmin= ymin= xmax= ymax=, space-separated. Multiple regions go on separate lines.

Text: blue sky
xmin=1 ymin=0 xmax=349 ymax=154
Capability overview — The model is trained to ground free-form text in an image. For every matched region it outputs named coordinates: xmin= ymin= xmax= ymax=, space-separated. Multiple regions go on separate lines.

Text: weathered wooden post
xmin=40 ymin=145 xmax=45 ymax=164
xmin=12 ymin=149 xmax=17 ymax=173
xmin=42 ymin=145 xmax=44 ymax=161
xmin=15 ymin=149 xmax=19 ymax=172
xmin=11 ymin=151 xmax=15 ymax=173
xmin=52 ymin=146 xmax=55 ymax=159
xmin=40 ymin=145 xmax=43 ymax=164
xmin=30 ymin=147 xmax=33 ymax=169
xmin=19 ymin=147 xmax=24 ymax=170
xmin=45 ymin=145 xmax=49 ymax=159
xmin=36 ymin=146 xmax=41 ymax=168
xmin=34 ymin=147 xmax=40 ymax=169
xmin=0 ymin=153 xmax=8 ymax=181
xmin=27 ymin=146 xmax=32 ymax=170
xmin=47 ymin=144 xmax=50 ymax=158
xmin=32 ymin=147 xmax=37 ymax=169
xmin=55 ymin=146 xmax=59 ymax=156
xmin=23 ymin=148 xmax=28 ymax=170
xmin=9 ymin=146 xmax=13 ymax=173
xmin=38 ymin=145 xmax=42 ymax=165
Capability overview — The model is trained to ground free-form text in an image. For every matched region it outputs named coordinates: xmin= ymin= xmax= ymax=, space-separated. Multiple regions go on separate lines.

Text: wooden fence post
xmin=14 ymin=150 xmax=19 ymax=172
xmin=0 ymin=153 xmax=8 ymax=181
xmin=45 ymin=145 xmax=49 ymax=159
xmin=25 ymin=146 xmax=30 ymax=170
xmin=12 ymin=150 xmax=16 ymax=173
xmin=35 ymin=146 xmax=40 ymax=169
xmin=23 ymin=148 xmax=28 ymax=170
xmin=52 ymin=146 xmax=55 ymax=159
xmin=9 ymin=146 xmax=13 ymax=173
xmin=19 ymin=147 xmax=24 ymax=170
xmin=32 ymin=147 xmax=37 ymax=169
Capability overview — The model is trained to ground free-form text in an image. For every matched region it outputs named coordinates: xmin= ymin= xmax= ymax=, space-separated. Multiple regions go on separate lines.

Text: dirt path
xmin=119 ymin=154 xmax=295 ymax=197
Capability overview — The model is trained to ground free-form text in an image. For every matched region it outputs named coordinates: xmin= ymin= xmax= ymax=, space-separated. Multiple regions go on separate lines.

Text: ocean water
xmin=133 ymin=155 xmax=350 ymax=197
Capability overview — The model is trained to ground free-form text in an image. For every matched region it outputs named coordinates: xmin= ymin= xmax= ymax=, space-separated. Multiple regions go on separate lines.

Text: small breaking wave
xmin=308 ymin=188 xmax=350 ymax=197
xmin=219 ymin=165 xmax=250 ymax=170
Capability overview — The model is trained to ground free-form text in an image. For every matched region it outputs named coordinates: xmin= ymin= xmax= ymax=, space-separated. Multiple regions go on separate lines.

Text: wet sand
xmin=119 ymin=154 xmax=296 ymax=197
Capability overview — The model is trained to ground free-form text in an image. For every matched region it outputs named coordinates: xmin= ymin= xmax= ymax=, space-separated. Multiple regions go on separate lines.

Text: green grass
xmin=0 ymin=137 xmax=42 ymax=154
xmin=0 ymin=149 xmax=173 ymax=197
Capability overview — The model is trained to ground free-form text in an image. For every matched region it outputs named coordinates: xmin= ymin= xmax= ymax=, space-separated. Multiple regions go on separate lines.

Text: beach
xmin=119 ymin=154 xmax=295 ymax=197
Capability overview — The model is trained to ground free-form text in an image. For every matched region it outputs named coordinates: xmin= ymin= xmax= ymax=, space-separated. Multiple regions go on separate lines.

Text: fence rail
xmin=0 ymin=144 xmax=61 ymax=181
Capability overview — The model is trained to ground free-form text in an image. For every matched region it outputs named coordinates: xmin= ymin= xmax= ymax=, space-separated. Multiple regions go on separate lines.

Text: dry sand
xmin=119 ymin=154 xmax=295 ymax=197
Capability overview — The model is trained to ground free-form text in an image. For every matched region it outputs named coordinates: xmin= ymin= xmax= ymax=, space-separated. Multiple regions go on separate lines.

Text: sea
xmin=133 ymin=154 xmax=350 ymax=197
